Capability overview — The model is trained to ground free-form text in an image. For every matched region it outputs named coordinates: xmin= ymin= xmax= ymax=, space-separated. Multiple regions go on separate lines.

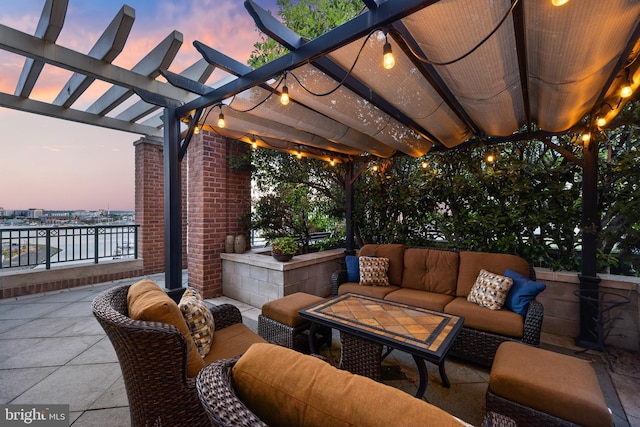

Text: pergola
xmin=2 ymin=0 xmax=639 ymax=347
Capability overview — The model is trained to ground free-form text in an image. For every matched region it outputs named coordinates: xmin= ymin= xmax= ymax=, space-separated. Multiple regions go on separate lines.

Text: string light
xmin=193 ymin=125 xmax=200 ymax=134
xmin=330 ymin=159 xmax=335 ymax=166
xmin=620 ymin=83 xmax=633 ymax=98
xmin=281 ymin=73 xmax=290 ymax=105
xmin=551 ymin=0 xmax=569 ymax=6
xmin=217 ymin=111 xmax=225 ymax=128
xmin=421 ymin=161 xmax=428 ymax=169
xmin=485 ymin=153 xmax=496 ymax=164
xmin=596 ymin=116 xmax=607 ymax=128
xmin=250 ymin=135 xmax=258 ymax=149
xmin=581 ymin=132 xmax=591 ymax=143
xmin=383 ymin=34 xmax=395 ymax=70
xmin=295 ymin=151 xmax=302 ymax=159
xmin=372 ymin=164 xmax=379 ymax=172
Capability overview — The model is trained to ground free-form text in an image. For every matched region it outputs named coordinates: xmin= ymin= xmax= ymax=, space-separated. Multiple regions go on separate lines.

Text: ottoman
xmin=486 ymin=342 xmax=612 ymax=427
xmin=258 ymin=293 xmax=331 ymax=352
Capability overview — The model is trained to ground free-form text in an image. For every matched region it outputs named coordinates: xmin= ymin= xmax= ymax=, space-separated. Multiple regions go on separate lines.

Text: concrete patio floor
xmin=0 ymin=273 xmax=637 ymax=426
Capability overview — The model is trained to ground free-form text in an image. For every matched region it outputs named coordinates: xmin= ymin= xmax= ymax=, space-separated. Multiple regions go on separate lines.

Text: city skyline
xmin=0 ymin=0 xmax=278 ymax=211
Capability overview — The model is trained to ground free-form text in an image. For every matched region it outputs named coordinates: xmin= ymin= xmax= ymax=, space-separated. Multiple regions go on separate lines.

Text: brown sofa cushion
xmin=232 ymin=343 xmax=466 ymax=427
xmin=444 ymin=297 xmax=524 ymax=338
xmin=127 ymin=279 xmax=205 ymax=377
xmin=384 ymin=288 xmax=455 ymax=312
xmin=359 ymin=244 xmax=405 ymax=286
xmin=490 ymin=342 xmax=612 ymax=427
xmin=402 ymin=248 xmax=458 ymax=295
xmin=203 ymin=323 xmax=266 ymax=363
xmin=456 ymin=251 xmax=529 ymax=297
xmin=338 ymin=283 xmax=400 ymax=299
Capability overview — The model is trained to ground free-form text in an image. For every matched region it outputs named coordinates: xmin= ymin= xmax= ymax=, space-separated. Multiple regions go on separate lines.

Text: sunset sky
xmin=0 ymin=0 xmax=278 ymax=211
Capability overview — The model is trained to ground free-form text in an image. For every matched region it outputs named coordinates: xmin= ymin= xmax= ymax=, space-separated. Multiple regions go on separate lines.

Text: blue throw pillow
xmin=345 ymin=256 xmax=360 ymax=283
xmin=503 ymin=269 xmax=546 ymax=316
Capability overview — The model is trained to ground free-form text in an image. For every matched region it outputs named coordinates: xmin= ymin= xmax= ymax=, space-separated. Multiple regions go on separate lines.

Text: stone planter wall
xmin=220 ymin=249 xmax=344 ymax=309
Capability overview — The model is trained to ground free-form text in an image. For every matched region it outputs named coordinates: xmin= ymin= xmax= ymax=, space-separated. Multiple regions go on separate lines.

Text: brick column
xmin=187 ymin=131 xmax=251 ymax=298
xmin=135 ymin=137 xmax=165 ymax=275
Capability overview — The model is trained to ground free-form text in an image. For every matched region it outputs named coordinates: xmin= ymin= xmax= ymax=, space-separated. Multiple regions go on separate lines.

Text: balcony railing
xmin=1 ymin=225 xmax=139 ymax=270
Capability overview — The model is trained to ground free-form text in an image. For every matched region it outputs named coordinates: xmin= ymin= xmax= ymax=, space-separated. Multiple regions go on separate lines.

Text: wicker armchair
xmin=196 ymin=357 xmax=266 ymax=427
xmin=91 ymin=284 xmax=246 ymax=427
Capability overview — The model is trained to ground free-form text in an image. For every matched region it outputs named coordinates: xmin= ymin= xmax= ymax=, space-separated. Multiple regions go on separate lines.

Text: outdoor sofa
xmin=332 ymin=244 xmax=545 ymax=366
xmin=196 ymin=342 xmax=472 ymax=426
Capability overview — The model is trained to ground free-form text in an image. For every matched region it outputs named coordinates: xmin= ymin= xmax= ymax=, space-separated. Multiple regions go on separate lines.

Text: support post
xmin=576 ymin=135 xmax=600 ymax=347
xmin=344 ymin=161 xmax=356 ymax=256
xmin=163 ymin=107 xmax=184 ymax=299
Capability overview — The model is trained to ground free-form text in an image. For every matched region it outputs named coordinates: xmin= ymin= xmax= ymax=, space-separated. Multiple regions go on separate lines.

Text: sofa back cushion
xmin=401 ymin=248 xmax=459 ymax=295
xmin=456 ymin=251 xmax=530 ymax=297
xmin=359 ymin=244 xmax=405 ymax=286
xmin=232 ymin=343 xmax=465 ymax=427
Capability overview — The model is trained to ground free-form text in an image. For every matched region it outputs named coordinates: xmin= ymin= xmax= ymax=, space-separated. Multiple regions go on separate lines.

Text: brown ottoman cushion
xmin=261 ymin=292 xmax=325 ymax=328
xmin=489 ymin=342 xmax=612 ymax=427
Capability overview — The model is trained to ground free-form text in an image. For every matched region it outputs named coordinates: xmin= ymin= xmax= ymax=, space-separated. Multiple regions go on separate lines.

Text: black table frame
xmin=299 ymin=293 xmax=464 ymax=398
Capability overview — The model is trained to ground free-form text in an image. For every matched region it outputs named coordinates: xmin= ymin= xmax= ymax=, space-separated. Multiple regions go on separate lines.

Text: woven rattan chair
xmin=92 ymin=284 xmax=247 ymax=427
xmin=196 ymin=356 xmax=266 ymax=426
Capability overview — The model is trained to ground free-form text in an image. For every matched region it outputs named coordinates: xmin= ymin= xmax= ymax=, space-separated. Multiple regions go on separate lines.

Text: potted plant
xmin=270 ymin=237 xmax=298 ymax=262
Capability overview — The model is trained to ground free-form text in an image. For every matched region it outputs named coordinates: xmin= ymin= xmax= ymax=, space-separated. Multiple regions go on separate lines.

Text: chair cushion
xmin=338 ymin=283 xmax=400 ymax=299
xmin=203 ymin=323 xmax=266 ymax=363
xmin=232 ymin=343 xmax=466 ymax=427
xmin=444 ymin=298 xmax=524 ymax=338
xmin=457 ymin=252 xmax=529 ymax=297
xmin=467 ymin=269 xmax=513 ymax=310
xmin=384 ymin=288 xmax=455 ymax=312
xmin=359 ymin=257 xmax=390 ymax=286
xmin=490 ymin=342 xmax=612 ymax=427
xmin=179 ymin=287 xmax=215 ymax=357
xmin=127 ymin=279 xmax=204 ymax=377
xmin=401 ymin=248 xmax=458 ymax=295
xmin=359 ymin=244 xmax=405 ymax=286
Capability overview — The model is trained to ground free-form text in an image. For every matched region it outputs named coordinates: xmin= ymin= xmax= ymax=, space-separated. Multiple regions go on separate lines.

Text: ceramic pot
xmin=225 ymin=235 xmax=235 ymax=253
xmin=234 ymin=234 xmax=246 ymax=253
xmin=272 ymin=253 xmax=293 ymax=262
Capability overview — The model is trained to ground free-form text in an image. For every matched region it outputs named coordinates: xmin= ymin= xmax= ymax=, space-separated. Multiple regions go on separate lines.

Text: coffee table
xmin=299 ymin=293 xmax=464 ymax=398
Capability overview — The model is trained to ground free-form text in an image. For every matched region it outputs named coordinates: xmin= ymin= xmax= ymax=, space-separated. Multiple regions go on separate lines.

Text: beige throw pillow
xmin=179 ymin=287 xmax=215 ymax=357
xmin=467 ymin=269 xmax=513 ymax=310
xmin=359 ymin=257 xmax=390 ymax=286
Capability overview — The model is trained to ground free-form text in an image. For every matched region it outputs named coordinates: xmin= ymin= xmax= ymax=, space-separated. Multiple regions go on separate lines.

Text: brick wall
xmin=187 ymin=131 xmax=251 ymax=298
xmin=135 ymin=137 xmax=165 ymax=275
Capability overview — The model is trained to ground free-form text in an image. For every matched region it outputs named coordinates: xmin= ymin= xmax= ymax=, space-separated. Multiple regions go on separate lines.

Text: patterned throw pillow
xmin=467 ymin=269 xmax=514 ymax=310
xmin=179 ymin=287 xmax=215 ymax=357
xmin=359 ymin=257 xmax=390 ymax=286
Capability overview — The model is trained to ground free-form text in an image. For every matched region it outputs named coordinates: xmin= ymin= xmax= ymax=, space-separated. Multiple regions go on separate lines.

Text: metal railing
xmin=1 ymin=225 xmax=139 ymax=270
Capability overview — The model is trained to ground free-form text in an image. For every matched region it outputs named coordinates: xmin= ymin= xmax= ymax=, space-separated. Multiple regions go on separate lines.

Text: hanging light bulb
xmin=485 ymin=153 xmax=496 ymax=164
xmin=551 ymin=0 xmax=570 ymax=6
xmin=193 ymin=125 xmax=200 ymax=135
xmin=596 ymin=116 xmax=607 ymax=128
xmin=281 ymin=84 xmax=290 ymax=106
xmin=620 ymin=83 xmax=633 ymax=98
xmin=383 ymin=35 xmax=395 ymax=70
xmin=372 ymin=164 xmax=379 ymax=172
xmin=296 ymin=151 xmax=302 ymax=159
xmin=217 ymin=111 xmax=225 ymax=128
xmin=421 ymin=161 xmax=428 ymax=169
xmin=330 ymin=159 xmax=335 ymax=167
xmin=582 ymin=132 xmax=591 ymax=143
xmin=250 ymin=136 xmax=257 ymax=149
